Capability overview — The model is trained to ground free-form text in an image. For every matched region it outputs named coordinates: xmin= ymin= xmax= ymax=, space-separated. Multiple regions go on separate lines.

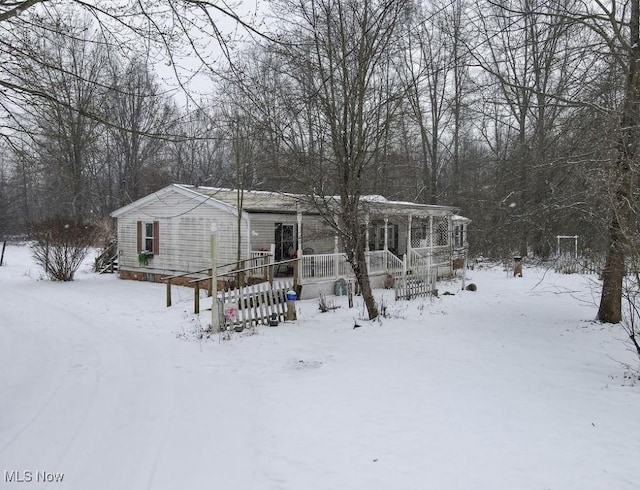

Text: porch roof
xmin=360 ymin=195 xmax=456 ymax=218
xmin=175 ymin=185 xmax=458 ymax=218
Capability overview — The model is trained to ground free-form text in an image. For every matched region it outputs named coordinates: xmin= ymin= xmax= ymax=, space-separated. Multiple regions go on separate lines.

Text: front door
xmin=371 ymin=223 xmax=399 ymax=255
xmin=275 ymin=223 xmax=296 ymax=261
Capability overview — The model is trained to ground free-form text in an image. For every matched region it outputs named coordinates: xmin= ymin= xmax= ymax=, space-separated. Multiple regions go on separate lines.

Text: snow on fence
xmin=219 ymin=279 xmax=294 ymax=330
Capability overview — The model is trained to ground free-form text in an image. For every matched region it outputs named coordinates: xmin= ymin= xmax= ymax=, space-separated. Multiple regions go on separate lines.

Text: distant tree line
xmin=0 ymin=0 xmax=638 ymax=321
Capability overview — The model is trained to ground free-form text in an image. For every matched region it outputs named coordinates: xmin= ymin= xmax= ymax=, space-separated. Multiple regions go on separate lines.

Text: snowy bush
xmin=30 ymin=218 xmax=96 ymax=281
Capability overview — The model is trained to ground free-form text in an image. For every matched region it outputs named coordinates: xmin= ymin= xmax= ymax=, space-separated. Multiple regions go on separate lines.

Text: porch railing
xmin=249 ymin=249 xmax=273 ymax=278
xmin=298 ymin=250 xmax=404 ymax=282
xmin=409 ymin=245 xmax=450 ymax=271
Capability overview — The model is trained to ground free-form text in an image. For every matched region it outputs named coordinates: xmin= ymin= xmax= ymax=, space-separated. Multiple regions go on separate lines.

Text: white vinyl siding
xmin=248 ymin=213 xmax=335 ymax=254
xmin=117 ymin=189 xmax=247 ymax=274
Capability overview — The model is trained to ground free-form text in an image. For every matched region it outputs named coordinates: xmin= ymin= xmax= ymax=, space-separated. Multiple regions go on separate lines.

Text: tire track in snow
xmin=0 ymin=278 xmax=178 ymax=489
xmin=0 ymin=285 xmax=102 ymax=471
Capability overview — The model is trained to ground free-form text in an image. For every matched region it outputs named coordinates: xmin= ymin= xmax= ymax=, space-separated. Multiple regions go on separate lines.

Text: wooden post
xmin=208 ymin=268 xmax=213 ymax=297
xmin=211 ymin=224 xmax=220 ymax=333
xmin=194 ymin=281 xmax=200 ymax=314
xmin=237 ymin=259 xmax=245 ymax=289
xmin=462 ymin=258 xmax=467 ymax=291
xmin=1 ymin=241 xmax=6 ymax=266
xmin=269 ymin=243 xmax=276 ymax=285
xmin=263 ymin=255 xmax=268 ymax=281
xmin=293 ymin=258 xmax=299 ymax=291
xmin=285 ymin=286 xmax=297 ymax=321
xmin=166 ymin=279 xmax=172 ymax=307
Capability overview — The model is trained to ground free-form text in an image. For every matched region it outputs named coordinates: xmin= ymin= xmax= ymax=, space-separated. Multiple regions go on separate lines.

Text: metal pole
xmin=211 ymin=224 xmax=220 ymax=333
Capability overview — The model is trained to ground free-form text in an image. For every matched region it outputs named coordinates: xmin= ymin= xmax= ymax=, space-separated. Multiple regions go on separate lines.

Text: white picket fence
xmin=394 ymin=253 xmax=438 ymax=300
xmin=218 ymin=279 xmax=294 ymax=330
xmin=394 ymin=273 xmax=436 ymax=300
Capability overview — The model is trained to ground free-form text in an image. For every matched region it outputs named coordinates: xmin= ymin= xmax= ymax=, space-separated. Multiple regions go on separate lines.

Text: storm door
xmin=275 ymin=223 xmax=296 ymax=261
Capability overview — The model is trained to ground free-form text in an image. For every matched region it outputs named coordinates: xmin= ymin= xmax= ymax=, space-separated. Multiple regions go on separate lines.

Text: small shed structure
xmin=110 ymin=184 xmax=470 ymax=298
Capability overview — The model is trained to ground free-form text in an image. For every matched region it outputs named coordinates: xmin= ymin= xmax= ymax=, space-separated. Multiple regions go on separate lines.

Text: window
xmin=144 ymin=222 xmax=154 ymax=253
xmin=454 ymin=224 xmax=465 ymax=248
xmin=137 ymin=221 xmax=159 ymax=256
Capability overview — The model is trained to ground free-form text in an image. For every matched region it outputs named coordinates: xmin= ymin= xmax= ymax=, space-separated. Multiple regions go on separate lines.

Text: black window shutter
xmin=153 ymin=221 xmax=160 ymax=255
xmin=137 ymin=221 xmax=142 ymax=253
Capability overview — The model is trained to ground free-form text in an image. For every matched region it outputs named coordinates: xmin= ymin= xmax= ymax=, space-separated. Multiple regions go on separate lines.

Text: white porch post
xmin=296 ymin=206 xmax=303 ymax=257
xmin=297 ymin=206 xmax=303 ymax=284
xmin=334 ymin=235 xmax=340 ymax=278
xmin=429 ymin=215 xmax=434 ymax=249
xmin=402 ymin=253 xmax=408 ymax=294
xmin=365 ymin=212 xmax=370 ymax=272
xmin=407 ymin=214 xmax=413 ymax=265
xmin=384 ymin=216 xmax=389 ymax=252
xmin=429 ymin=215 xmax=434 ymax=271
xmin=246 ymin=219 xmax=251 ymax=255
xmin=365 ymin=212 xmax=370 ymax=252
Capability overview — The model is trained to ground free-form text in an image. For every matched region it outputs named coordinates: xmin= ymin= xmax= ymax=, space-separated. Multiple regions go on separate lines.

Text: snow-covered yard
xmin=1 ymin=242 xmax=639 ymax=490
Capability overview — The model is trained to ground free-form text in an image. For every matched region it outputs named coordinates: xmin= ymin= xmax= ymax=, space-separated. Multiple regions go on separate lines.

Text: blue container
xmin=286 ymin=290 xmax=297 ymax=301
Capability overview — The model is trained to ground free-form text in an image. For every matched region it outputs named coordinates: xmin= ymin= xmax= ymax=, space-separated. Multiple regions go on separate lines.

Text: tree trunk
xmin=597 ymin=216 xmax=626 ymax=323
xmin=597 ymin=0 xmax=640 ymax=323
xmin=352 ymin=240 xmax=378 ymax=320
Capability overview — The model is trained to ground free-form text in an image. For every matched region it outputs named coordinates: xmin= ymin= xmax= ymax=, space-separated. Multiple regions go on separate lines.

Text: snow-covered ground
xmin=1 ymin=242 xmax=639 ymax=490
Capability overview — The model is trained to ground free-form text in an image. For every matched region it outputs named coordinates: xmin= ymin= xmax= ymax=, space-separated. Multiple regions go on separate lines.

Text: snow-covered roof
xmin=111 ymin=184 xmax=466 ymax=219
xmin=452 ymin=214 xmax=471 ymax=223
xmin=176 ymin=185 xmax=300 ymax=211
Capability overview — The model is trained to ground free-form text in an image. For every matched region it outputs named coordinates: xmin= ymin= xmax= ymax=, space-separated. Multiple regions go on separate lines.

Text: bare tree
xmin=166 ymin=106 xmax=229 ymax=188
xmin=252 ymin=0 xmax=408 ymax=320
xmin=103 ymin=58 xmax=176 ymax=206
xmin=397 ymin=0 xmax=466 ymax=204
xmin=0 ymin=0 xmax=262 ymax=230
xmin=12 ymin=13 xmax=110 ymax=221
xmin=592 ymin=1 xmax=640 ymax=323
xmin=468 ymin=1 xmax=594 ymax=257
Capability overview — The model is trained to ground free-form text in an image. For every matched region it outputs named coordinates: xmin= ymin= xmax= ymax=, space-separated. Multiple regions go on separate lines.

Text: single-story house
xmin=110 ymin=184 xmax=470 ymax=299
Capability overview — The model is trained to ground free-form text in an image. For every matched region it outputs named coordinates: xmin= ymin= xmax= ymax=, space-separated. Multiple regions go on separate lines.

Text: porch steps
xmin=97 ymin=255 xmax=119 ymax=274
xmin=95 ymin=241 xmax=119 ymax=274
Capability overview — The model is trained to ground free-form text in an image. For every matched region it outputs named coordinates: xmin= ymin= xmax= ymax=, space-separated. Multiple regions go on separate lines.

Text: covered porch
xmin=246 ymin=197 xmax=469 ymax=297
